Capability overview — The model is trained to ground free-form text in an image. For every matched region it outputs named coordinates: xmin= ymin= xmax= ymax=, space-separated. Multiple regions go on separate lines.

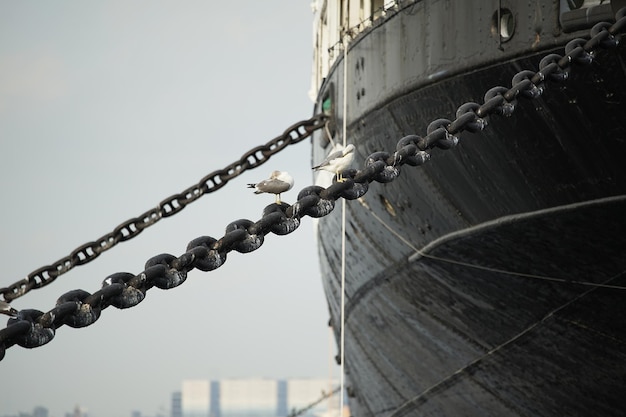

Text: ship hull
xmin=311 ymin=1 xmax=626 ymax=416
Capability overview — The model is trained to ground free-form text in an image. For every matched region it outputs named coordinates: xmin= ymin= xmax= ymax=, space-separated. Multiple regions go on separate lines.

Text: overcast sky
xmin=0 ymin=2 xmax=337 ymax=417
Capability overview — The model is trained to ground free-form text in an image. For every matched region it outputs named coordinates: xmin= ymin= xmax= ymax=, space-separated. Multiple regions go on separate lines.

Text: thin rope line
xmin=357 ymin=198 xmax=626 ymax=291
xmin=339 ymin=33 xmax=349 ymax=416
xmin=325 ymin=121 xmax=338 ymax=149
xmin=386 ymin=268 xmax=625 ymax=417
xmin=418 ymin=253 xmax=626 ymax=290
xmin=328 ymin=327 xmax=335 ymax=413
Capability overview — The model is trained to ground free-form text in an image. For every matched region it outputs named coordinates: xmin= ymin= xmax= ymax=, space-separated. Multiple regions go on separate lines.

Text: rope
xmin=357 ymin=198 xmax=626 ymax=291
xmin=287 ymin=386 xmax=341 ymax=417
xmin=386 ymin=268 xmax=626 ymax=417
xmin=339 ymin=30 xmax=349 ymax=417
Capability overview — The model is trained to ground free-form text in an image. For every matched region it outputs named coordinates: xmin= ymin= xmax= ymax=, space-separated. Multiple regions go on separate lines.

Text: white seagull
xmin=312 ymin=143 xmax=355 ymax=182
xmin=247 ymin=170 xmax=294 ymax=204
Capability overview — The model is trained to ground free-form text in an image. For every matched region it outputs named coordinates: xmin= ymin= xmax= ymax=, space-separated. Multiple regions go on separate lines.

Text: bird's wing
xmin=256 ymin=179 xmax=291 ymax=194
xmin=314 ymin=149 xmax=345 ymax=169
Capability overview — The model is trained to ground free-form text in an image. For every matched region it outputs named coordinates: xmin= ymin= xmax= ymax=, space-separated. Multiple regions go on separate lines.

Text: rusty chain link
xmin=1 ymin=8 xmax=624 ymax=361
xmin=0 ymin=114 xmax=328 ymax=303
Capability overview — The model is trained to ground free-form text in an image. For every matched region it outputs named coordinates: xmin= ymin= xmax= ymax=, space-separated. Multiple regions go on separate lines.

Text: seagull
xmin=247 ymin=170 xmax=294 ymax=204
xmin=312 ymin=143 xmax=355 ymax=182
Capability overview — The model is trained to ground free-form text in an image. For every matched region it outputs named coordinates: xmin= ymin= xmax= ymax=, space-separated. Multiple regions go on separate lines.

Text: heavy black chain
xmin=0 ymin=115 xmax=327 ymax=303
xmin=0 ymin=8 xmax=624 ymax=361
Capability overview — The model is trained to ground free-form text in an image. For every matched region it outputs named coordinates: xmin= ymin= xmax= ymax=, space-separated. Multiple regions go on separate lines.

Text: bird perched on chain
xmin=247 ymin=170 xmax=294 ymax=204
xmin=312 ymin=143 xmax=355 ymax=182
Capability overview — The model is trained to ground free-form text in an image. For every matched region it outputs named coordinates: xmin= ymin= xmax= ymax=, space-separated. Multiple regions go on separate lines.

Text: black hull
xmin=311 ymin=1 xmax=626 ymax=416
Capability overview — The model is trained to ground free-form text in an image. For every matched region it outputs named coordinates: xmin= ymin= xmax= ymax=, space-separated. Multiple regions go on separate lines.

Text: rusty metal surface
xmin=311 ymin=1 xmax=626 ymax=415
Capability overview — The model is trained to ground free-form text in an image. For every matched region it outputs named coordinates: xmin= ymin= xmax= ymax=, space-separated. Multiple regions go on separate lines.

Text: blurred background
xmin=0 ymin=2 xmax=336 ymax=416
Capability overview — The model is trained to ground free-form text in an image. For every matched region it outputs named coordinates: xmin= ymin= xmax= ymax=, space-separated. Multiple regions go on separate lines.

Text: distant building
xmin=276 ymin=380 xmax=287 ymax=417
xmin=177 ymin=378 xmax=338 ymax=417
xmin=209 ymin=381 xmax=220 ymax=417
xmin=220 ymin=378 xmax=277 ymax=417
xmin=171 ymin=391 xmax=182 ymax=417
xmin=182 ymin=380 xmax=211 ymax=417
xmin=0 ymin=406 xmax=50 ymax=417
xmin=33 ymin=407 xmax=48 ymax=417
xmin=65 ymin=405 xmax=88 ymax=417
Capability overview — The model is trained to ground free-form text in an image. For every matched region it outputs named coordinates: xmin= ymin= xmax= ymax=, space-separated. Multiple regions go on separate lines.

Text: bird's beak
xmin=0 ymin=302 xmax=18 ymax=317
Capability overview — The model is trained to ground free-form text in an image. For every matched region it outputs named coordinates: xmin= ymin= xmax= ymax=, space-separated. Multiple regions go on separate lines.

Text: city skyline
xmin=178 ymin=377 xmax=339 ymax=417
xmin=2 ymin=377 xmax=340 ymax=417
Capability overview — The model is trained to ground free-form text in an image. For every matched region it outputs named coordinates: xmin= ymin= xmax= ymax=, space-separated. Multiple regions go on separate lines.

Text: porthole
xmin=491 ymin=8 xmax=515 ymax=42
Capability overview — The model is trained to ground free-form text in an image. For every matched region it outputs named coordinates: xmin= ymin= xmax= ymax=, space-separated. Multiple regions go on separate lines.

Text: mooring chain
xmin=0 ymin=9 xmax=624 ymax=361
xmin=0 ymin=115 xmax=328 ymax=303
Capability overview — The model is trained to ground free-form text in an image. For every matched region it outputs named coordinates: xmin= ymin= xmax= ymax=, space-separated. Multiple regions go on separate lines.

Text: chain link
xmin=0 ymin=8 xmax=624 ymax=361
xmin=0 ymin=114 xmax=328 ymax=303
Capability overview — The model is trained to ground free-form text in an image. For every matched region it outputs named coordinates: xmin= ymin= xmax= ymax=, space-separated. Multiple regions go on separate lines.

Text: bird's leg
xmin=275 ymin=194 xmax=281 ymax=204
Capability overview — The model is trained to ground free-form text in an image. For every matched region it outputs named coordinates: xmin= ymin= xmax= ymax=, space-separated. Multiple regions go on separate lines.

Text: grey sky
xmin=0 ymin=2 xmax=336 ymax=417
